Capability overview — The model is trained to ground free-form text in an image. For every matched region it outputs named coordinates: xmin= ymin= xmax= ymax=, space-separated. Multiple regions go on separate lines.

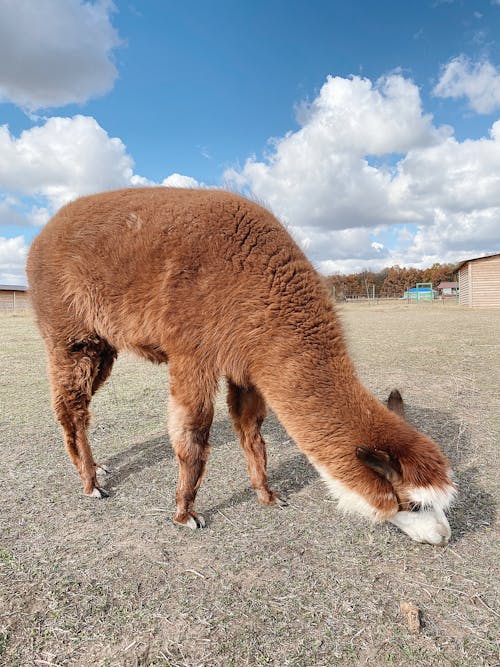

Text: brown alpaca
xmin=27 ymin=188 xmax=455 ymax=545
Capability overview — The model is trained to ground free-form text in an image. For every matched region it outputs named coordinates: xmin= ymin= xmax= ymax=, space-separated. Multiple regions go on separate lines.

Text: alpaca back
xmin=27 ymin=188 xmax=339 ymax=378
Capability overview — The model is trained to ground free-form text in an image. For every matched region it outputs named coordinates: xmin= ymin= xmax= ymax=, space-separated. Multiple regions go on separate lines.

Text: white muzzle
xmin=390 ymin=508 xmax=451 ymax=546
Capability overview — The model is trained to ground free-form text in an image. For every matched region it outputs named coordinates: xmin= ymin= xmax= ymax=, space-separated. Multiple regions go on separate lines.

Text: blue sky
xmin=1 ymin=0 xmax=500 ymax=283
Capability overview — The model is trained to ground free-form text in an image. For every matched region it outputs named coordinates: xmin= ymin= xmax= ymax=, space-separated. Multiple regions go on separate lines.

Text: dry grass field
xmin=1 ymin=303 xmax=498 ymax=666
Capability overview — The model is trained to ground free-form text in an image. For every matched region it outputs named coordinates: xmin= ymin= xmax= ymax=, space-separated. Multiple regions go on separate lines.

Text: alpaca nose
xmin=423 ymin=528 xmax=450 ymax=547
xmin=436 ymin=533 xmax=449 ymax=547
xmin=430 ymin=518 xmax=451 ymax=547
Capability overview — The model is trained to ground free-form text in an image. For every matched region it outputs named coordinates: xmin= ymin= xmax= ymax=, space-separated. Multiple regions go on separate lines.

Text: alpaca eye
xmin=408 ymin=502 xmax=422 ymax=512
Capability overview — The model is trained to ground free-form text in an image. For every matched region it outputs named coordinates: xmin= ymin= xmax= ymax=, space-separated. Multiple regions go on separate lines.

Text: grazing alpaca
xmin=27 ymin=188 xmax=455 ymax=545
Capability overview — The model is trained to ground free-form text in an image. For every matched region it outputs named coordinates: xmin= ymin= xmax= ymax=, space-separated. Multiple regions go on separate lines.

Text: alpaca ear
xmin=356 ymin=447 xmax=402 ymax=484
xmin=387 ymin=389 xmax=405 ymax=418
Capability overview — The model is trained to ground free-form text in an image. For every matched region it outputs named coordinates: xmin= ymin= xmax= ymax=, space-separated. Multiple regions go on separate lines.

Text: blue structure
xmin=402 ymin=286 xmax=438 ymax=301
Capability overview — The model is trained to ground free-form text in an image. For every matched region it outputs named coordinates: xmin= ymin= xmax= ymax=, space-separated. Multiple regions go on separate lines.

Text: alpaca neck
xmin=255 ymin=345 xmax=374 ymax=457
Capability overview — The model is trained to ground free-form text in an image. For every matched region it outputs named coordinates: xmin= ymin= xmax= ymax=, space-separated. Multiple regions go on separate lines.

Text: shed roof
xmin=437 ymin=281 xmax=458 ymax=289
xmin=0 ymin=284 xmax=27 ymax=292
xmin=455 ymin=253 xmax=500 ymax=271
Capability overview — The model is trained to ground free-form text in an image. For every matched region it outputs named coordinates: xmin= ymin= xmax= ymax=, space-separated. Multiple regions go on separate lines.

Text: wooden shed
xmin=456 ymin=254 xmax=500 ymax=308
xmin=0 ymin=284 xmax=30 ymax=311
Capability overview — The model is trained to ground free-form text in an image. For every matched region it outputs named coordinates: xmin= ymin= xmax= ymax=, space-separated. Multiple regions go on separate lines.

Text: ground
xmin=0 ymin=303 xmax=498 ymax=667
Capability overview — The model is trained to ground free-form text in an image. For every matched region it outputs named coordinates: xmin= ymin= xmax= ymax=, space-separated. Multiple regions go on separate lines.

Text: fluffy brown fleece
xmin=27 ymin=188 xmax=454 ymax=530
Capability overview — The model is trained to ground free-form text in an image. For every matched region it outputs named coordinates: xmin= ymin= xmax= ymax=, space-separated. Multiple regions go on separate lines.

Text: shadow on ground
xmin=206 ymin=451 xmax=318 ymax=519
xmin=104 ymin=433 xmax=172 ymax=488
xmin=405 ymin=404 xmax=496 ymax=541
xmin=101 ymin=403 xmax=495 ymax=541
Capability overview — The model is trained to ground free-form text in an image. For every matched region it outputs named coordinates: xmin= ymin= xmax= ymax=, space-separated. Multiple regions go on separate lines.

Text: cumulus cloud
xmin=433 ymin=56 xmax=500 ymax=113
xmin=0 ymin=115 xmax=202 ymax=235
xmin=2 ymin=66 xmax=498 ymax=282
xmin=162 ymin=173 xmax=201 ymax=188
xmin=0 ymin=115 xmax=135 ymax=211
xmin=0 ymin=236 xmax=28 ymax=284
xmin=225 ymin=72 xmax=500 ymax=272
xmin=225 ymin=74 xmax=449 ymax=232
xmin=288 ymin=225 xmax=389 ymax=263
xmin=391 ymin=121 xmax=500 ymax=215
xmin=0 ymin=113 xmax=204 ymax=282
xmin=131 ymin=173 xmax=202 ymax=189
xmin=0 ymin=0 xmax=121 ymax=111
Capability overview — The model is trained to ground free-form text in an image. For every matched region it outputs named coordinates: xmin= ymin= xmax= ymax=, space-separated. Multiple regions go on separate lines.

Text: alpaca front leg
xmin=173 ymin=449 xmax=209 ymax=528
xmin=168 ymin=391 xmax=213 ymax=529
xmin=227 ymin=381 xmax=286 ymax=507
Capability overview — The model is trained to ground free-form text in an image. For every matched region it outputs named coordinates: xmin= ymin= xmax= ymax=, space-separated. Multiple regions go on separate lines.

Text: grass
xmin=0 ymin=303 xmax=499 ymax=666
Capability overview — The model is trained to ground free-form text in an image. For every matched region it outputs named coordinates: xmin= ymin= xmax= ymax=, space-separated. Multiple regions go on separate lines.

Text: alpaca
xmin=27 ymin=188 xmax=455 ymax=546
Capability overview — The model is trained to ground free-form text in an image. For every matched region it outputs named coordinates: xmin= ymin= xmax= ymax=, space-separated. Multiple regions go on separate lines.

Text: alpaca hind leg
xmin=168 ymin=367 xmax=216 ymax=529
xmin=91 ymin=342 xmax=117 ymax=477
xmin=91 ymin=342 xmax=117 ymax=395
xmin=227 ymin=381 xmax=286 ymax=506
xmin=48 ymin=339 xmax=111 ymax=497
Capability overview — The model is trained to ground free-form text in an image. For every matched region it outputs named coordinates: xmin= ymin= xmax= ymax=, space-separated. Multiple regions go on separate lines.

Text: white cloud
xmin=225 ymin=72 xmax=500 ymax=273
xmin=28 ymin=206 xmax=51 ymax=227
xmin=433 ymin=56 xmax=500 ymax=114
xmin=225 ymin=74 xmax=449 ymax=232
xmin=2 ymin=66 xmax=499 ymax=283
xmin=0 ymin=0 xmax=121 ymax=111
xmin=0 ymin=236 xmax=28 ymax=284
xmin=0 ymin=197 xmax=49 ymax=228
xmin=0 ymin=115 xmax=136 ymax=211
xmin=288 ymin=225 xmax=389 ymax=262
xmin=390 ymin=121 xmax=500 ymax=215
xmin=131 ymin=172 xmax=203 ymax=189
xmin=401 ymin=208 xmax=500 ymax=260
xmin=0 ymin=115 xmax=202 ymax=232
xmin=0 ymin=114 xmax=203 ymax=282
xmin=162 ymin=173 xmax=201 ymax=188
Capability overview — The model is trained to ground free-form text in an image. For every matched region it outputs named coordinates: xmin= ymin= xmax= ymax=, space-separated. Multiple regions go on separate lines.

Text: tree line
xmin=323 ymin=263 xmax=457 ymax=299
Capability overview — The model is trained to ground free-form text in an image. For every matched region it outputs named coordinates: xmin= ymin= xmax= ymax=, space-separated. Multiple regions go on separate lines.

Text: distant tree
xmin=424 ymin=263 xmax=456 ymax=286
xmin=324 ymin=262 xmax=458 ymax=300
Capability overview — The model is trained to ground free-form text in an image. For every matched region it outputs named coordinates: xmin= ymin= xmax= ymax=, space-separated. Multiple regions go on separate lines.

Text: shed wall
xmin=0 ymin=290 xmax=30 ymax=311
xmin=458 ymin=266 xmax=470 ymax=306
xmin=471 ymin=256 xmax=500 ymax=308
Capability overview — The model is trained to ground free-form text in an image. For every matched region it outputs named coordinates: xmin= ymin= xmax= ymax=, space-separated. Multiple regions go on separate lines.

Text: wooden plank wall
xmin=0 ymin=290 xmax=31 ymax=311
xmin=471 ymin=256 xmax=500 ymax=308
xmin=458 ymin=266 xmax=470 ymax=306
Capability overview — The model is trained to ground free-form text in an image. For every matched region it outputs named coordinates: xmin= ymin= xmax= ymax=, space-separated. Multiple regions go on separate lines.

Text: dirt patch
xmin=1 ymin=304 xmax=498 ymax=666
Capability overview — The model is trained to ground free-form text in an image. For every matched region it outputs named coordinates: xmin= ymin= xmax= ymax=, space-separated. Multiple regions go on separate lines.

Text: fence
xmin=337 ymin=293 xmax=458 ymax=305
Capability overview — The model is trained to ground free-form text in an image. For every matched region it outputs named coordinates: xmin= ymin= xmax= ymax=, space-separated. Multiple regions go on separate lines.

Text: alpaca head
xmin=356 ymin=444 xmax=455 ymax=546
xmin=313 ymin=389 xmax=455 ymax=547
xmin=354 ymin=388 xmax=455 ymax=546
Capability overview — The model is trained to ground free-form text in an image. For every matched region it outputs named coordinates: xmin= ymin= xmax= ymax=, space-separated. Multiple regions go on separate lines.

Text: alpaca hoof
xmin=89 ymin=486 xmax=109 ymax=499
xmin=173 ymin=512 xmax=206 ymax=529
xmin=257 ymin=490 xmax=288 ymax=507
xmin=96 ymin=464 xmax=111 ymax=476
